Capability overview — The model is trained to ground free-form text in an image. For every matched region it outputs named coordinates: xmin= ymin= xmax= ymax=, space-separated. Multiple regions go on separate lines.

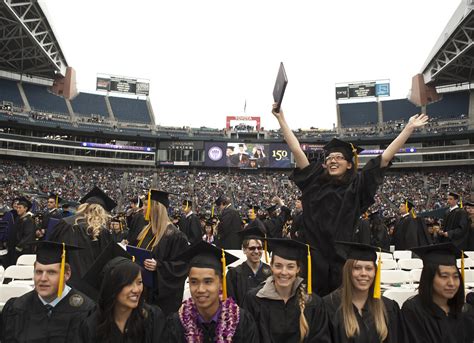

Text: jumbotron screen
xmin=204 ymin=142 xmax=291 ymax=169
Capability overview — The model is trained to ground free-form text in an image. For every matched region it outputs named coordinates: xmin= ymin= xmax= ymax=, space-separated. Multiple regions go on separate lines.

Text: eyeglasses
xmin=325 ymin=154 xmax=346 ymax=162
xmin=247 ymin=246 xmax=263 ymax=252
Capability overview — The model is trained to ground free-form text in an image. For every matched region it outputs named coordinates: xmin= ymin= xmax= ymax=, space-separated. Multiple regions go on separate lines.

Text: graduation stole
xmin=179 ymin=297 xmax=240 ymax=343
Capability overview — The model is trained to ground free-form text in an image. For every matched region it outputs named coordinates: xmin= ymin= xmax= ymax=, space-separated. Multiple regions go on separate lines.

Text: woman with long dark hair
xmin=323 ymin=242 xmax=403 ymax=343
xmin=402 ymin=243 xmax=473 ymax=343
xmin=243 ymin=238 xmax=331 ymax=343
xmin=78 ymin=251 xmax=165 ymax=342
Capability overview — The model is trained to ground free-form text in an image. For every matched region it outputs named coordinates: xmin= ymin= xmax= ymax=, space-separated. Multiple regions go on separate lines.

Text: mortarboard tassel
xmin=221 ymin=249 xmax=227 ymax=300
xmin=264 ymin=236 xmax=269 ymax=263
xmin=462 ymin=251 xmax=465 ymax=288
xmin=306 ymin=244 xmax=312 ymax=295
xmin=55 ymin=195 xmax=59 ymax=208
xmin=145 ymin=190 xmax=151 ymax=221
xmin=405 ymin=200 xmax=409 ymax=214
xmin=132 ymin=255 xmax=136 ymax=263
xmin=460 ymin=197 xmax=463 ymax=209
xmin=373 ymin=248 xmax=382 ymax=299
xmin=211 ymin=205 xmax=214 ymax=218
xmin=411 ymin=208 xmax=416 ymax=219
xmin=57 ymin=242 xmax=66 ymax=298
xmin=350 ymin=143 xmax=359 ymax=170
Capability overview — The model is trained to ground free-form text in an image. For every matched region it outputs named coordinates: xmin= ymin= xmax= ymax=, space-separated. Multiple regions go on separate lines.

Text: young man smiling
xmin=227 ymin=226 xmax=272 ymax=306
xmin=166 ymin=241 xmax=259 ymax=342
xmin=1 ymin=241 xmax=95 ymax=342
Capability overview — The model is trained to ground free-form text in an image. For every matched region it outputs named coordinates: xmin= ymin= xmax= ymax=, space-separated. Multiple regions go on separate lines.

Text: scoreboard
xmin=96 ymin=75 xmax=150 ymax=96
xmin=336 ymin=81 xmax=390 ymax=99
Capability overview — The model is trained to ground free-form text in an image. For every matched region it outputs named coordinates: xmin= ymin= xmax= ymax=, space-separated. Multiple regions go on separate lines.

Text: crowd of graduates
xmin=0 ymin=107 xmax=474 ymax=342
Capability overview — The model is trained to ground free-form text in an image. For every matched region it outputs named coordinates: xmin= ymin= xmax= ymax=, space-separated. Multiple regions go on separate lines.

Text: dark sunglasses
xmin=247 ymin=246 xmax=263 ymax=252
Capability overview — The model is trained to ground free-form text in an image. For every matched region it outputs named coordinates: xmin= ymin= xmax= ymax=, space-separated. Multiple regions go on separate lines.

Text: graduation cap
xmin=182 ymin=199 xmax=193 ymax=209
xmin=464 ymin=200 xmax=474 ymax=207
xmin=336 ymin=241 xmax=386 ymax=299
xmin=404 ymin=199 xmax=416 ymax=218
xmin=80 ymin=186 xmax=117 ymax=212
xmin=215 ymin=195 xmax=227 ymax=206
xmin=144 ymin=189 xmax=175 ymax=220
xmin=17 ymin=196 xmax=32 ymax=210
xmin=47 ymin=193 xmax=62 ymax=208
xmin=176 ymin=241 xmax=239 ymax=300
xmin=411 ymin=243 xmax=466 ymax=266
xmin=448 ymin=192 xmax=460 ymax=200
xmin=266 ymin=238 xmax=315 ymax=294
xmin=324 ymin=138 xmax=364 ymax=169
xmin=82 ymin=242 xmax=134 ymax=300
xmin=29 ymin=241 xmax=81 ymax=298
xmin=130 ymin=196 xmax=144 ymax=208
xmin=248 ymin=204 xmax=260 ymax=219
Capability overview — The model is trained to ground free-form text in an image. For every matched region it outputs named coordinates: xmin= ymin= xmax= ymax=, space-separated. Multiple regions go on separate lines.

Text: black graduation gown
xmin=291 ymin=211 xmax=306 ymax=242
xmin=0 ymin=288 xmax=95 ymax=343
xmin=226 ymin=261 xmax=272 ymax=306
xmin=401 ymin=294 xmax=474 ymax=343
xmin=76 ymin=304 xmax=166 ymax=343
xmin=110 ymin=228 xmax=129 ymax=243
xmin=467 ymin=218 xmax=474 ymax=251
xmin=131 ymin=224 xmax=189 ymax=316
xmin=48 ymin=215 xmax=112 ymax=288
xmin=290 ymin=155 xmax=390 ymax=296
xmin=127 ymin=210 xmax=147 ymax=244
xmin=179 ymin=212 xmax=203 ymax=244
xmin=165 ymin=306 xmax=259 ymax=343
xmin=263 ymin=206 xmax=291 ymax=238
xmin=393 ymin=215 xmax=418 ymax=250
xmin=354 ymin=218 xmax=371 ymax=245
xmin=5 ymin=214 xmax=35 ymax=267
xmin=441 ymin=207 xmax=469 ymax=250
xmin=243 ymin=278 xmax=331 ymax=343
xmin=215 ymin=205 xmax=241 ymax=249
xmin=42 ymin=208 xmax=63 ymax=231
xmin=323 ymin=288 xmax=404 ymax=343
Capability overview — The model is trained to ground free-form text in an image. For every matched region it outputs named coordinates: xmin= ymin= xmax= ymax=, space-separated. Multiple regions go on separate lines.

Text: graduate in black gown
xmin=323 ymin=242 xmax=405 ymax=343
xmin=227 ymin=226 xmax=272 ymax=306
xmin=439 ymin=192 xmax=470 ymax=250
xmin=129 ymin=189 xmax=189 ymax=316
xmin=78 ymin=243 xmax=166 ymax=343
xmin=272 ymin=103 xmax=429 ymax=296
xmin=393 ymin=200 xmax=419 ymax=250
xmin=179 ymin=199 xmax=203 ymax=244
xmin=402 ymin=243 xmax=474 ymax=343
xmin=243 ymin=238 xmax=331 ymax=343
xmin=166 ymin=241 xmax=259 ymax=343
xmin=1 ymin=241 xmax=95 ymax=342
xmin=48 ymin=186 xmax=115 ymax=288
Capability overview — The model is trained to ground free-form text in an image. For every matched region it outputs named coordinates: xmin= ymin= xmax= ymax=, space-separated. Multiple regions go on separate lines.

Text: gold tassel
xmin=411 ymin=208 xmax=416 ymax=219
xmin=250 ymin=208 xmax=256 ymax=220
xmin=264 ymin=237 xmax=269 ymax=263
xmin=462 ymin=251 xmax=465 ymax=288
xmin=460 ymin=197 xmax=463 ymax=209
xmin=350 ymin=143 xmax=359 ymax=170
xmin=405 ymin=200 xmax=409 ymax=214
xmin=55 ymin=195 xmax=59 ymax=208
xmin=57 ymin=242 xmax=66 ymax=298
xmin=211 ymin=205 xmax=214 ymax=217
xmin=132 ymin=255 xmax=136 ymax=263
xmin=373 ymin=248 xmax=382 ymax=299
xmin=306 ymin=244 xmax=312 ymax=295
xmin=145 ymin=190 xmax=151 ymax=221
xmin=221 ymin=249 xmax=227 ymax=300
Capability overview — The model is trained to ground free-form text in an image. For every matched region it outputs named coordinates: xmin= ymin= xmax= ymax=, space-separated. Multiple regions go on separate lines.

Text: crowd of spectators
xmin=0 ymin=159 xmax=471 ymax=224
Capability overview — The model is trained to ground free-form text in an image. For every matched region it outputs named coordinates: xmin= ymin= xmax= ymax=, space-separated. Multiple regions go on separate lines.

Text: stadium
xmin=0 ymin=1 xmax=473 ymax=340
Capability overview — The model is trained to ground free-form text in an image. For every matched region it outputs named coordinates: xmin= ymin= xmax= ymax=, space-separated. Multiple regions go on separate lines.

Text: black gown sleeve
xmin=145 ymin=304 xmax=166 ymax=342
xmin=235 ymin=308 xmax=260 ymax=343
xmin=357 ymin=155 xmax=391 ymax=211
xmin=305 ymin=295 xmax=332 ymax=343
xmin=164 ymin=313 xmax=185 ymax=343
xmin=401 ymin=298 xmax=432 ymax=343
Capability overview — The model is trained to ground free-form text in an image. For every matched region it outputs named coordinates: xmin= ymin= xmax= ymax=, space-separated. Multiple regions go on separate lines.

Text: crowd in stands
xmin=0 ymin=159 xmax=471 ymax=221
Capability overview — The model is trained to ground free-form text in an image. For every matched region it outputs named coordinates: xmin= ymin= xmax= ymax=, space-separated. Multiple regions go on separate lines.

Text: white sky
xmin=43 ymin=0 xmax=461 ymax=130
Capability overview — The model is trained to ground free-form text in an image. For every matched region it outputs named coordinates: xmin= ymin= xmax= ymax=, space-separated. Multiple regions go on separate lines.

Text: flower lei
xmin=179 ymin=297 xmax=240 ymax=342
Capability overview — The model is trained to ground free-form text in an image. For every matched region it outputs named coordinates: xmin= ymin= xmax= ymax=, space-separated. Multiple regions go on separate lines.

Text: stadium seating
xmin=108 ymin=96 xmax=151 ymax=124
xmin=393 ymin=250 xmax=412 ymax=260
xmin=22 ymin=82 xmax=69 ymax=114
xmin=398 ymin=258 xmax=423 ymax=270
xmin=379 ymin=259 xmax=398 ymax=270
xmin=0 ymin=78 xmax=23 ymax=107
xmin=0 ymin=284 xmax=32 ymax=310
xmin=427 ymin=91 xmax=469 ymax=119
xmin=339 ymin=101 xmax=378 ymax=127
xmin=382 ymin=98 xmax=420 ymax=122
xmin=16 ymin=254 xmax=36 ymax=266
xmin=70 ymin=92 xmax=109 ymax=118
xmin=383 ymin=288 xmax=417 ymax=307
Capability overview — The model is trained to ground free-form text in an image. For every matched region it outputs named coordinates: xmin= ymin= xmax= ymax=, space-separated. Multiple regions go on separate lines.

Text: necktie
xmin=45 ymin=304 xmax=53 ymax=318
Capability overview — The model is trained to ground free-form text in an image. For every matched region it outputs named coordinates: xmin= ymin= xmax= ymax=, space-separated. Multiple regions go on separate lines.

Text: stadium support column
xmin=105 ymin=96 xmax=116 ymax=122
xmin=336 ymin=103 xmax=342 ymax=135
xmin=17 ymin=82 xmax=31 ymax=111
xmin=146 ymin=97 xmax=156 ymax=130
xmin=377 ymin=97 xmax=383 ymax=136
xmin=469 ymin=89 xmax=474 ymax=130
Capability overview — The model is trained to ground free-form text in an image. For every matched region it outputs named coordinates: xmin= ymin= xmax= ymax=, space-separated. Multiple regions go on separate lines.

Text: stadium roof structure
xmin=0 ymin=0 xmax=68 ymax=79
xmin=421 ymin=1 xmax=474 ymax=86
